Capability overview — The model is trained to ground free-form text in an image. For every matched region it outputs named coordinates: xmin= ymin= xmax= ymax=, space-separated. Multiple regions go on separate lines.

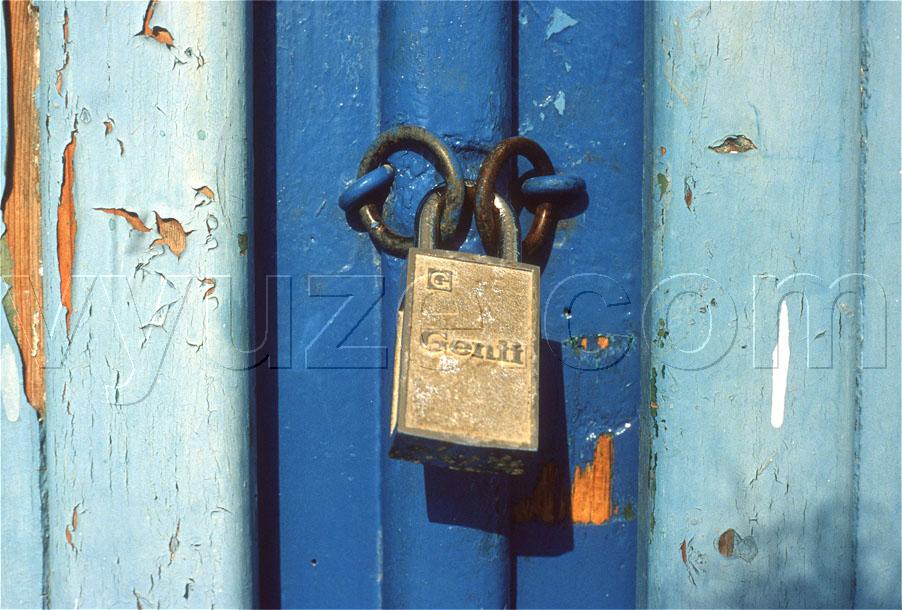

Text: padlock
xmin=389 ymin=186 xmax=540 ymax=475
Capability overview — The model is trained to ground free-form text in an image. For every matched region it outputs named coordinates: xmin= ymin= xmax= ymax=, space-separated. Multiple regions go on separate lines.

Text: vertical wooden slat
xmin=640 ymin=2 xmax=876 ymax=607
xmin=1 ymin=8 xmax=44 ymax=608
xmin=38 ymin=2 xmax=253 ymax=607
xmin=271 ymin=3 xmax=383 ymax=607
xmin=855 ymin=2 xmax=901 ymax=607
xmin=509 ymin=3 xmax=645 ymax=607
xmin=377 ymin=4 xmax=514 ymax=607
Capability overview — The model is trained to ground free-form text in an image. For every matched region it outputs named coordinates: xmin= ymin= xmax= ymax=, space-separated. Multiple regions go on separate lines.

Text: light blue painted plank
xmin=641 ymin=3 xmax=865 ymax=607
xmin=1 ymin=10 xmax=45 ymax=604
xmin=37 ymin=2 xmax=253 ymax=607
xmin=855 ymin=2 xmax=901 ymax=607
xmin=0 ymin=282 xmax=43 ymax=610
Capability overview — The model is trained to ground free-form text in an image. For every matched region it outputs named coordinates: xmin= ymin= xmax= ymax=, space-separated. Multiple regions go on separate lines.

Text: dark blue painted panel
xmin=269 ymin=3 xmax=383 ymax=608
xmin=512 ymin=2 xmax=645 ymax=608
xmin=377 ymin=4 xmax=514 ymax=608
xmin=268 ymin=2 xmax=645 ymax=607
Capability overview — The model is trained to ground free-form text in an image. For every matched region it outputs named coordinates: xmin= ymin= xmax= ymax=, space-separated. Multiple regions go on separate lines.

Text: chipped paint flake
xmin=512 ymin=463 xmax=566 ymax=524
xmin=545 ymin=7 xmax=578 ymax=41
xmin=513 ymin=435 xmax=616 ymax=525
xmin=95 ymin=208 xmax=151 ymax=233
xmin=709 ymin=134 xmax=757 ymax=154
xmin=553 ymin=90 xmax=566 ymax=116
xmin=150 ymin=212 xmax=191 ymax=258
xmin=571 ymin=434 xmax=614 ymax=524
xmin=58 ymin=125 xmax=79 ymax=335
xmin=137 ymin=0 xmax=175 ymax=47
xmin=771 ymin=301 xmax=790 ymax=428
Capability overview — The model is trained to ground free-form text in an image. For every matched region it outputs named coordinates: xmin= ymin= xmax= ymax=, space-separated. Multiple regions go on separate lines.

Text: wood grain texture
xmin=37 ymin=2 xmax=253 ymax=607
xmin=0 ymin=6 xmax=44 ymax=606
xmin=640 ymin=2 xmax=898 ymax=607
xmin=2 ymin=0 xmax=45 ymax=416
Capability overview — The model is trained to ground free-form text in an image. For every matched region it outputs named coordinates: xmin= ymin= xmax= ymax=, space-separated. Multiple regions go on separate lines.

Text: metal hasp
xmin=390 ymin=189 xmax=540 ymax=474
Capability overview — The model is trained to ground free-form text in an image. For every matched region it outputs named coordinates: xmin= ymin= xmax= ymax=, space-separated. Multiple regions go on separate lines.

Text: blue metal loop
xmin=339 ymin=164 xmax=395 ymax=212
xmin=520 ymin=174 xmax=586 ymax=200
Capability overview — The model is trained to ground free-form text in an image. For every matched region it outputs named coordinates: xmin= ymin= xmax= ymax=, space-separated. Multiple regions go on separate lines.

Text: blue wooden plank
xmin=510 ymin=2 xmax=644 ymax=608
xmin=377 ymin=3 xmax=513 ymax=607
xmin=37 ymin=2 xmax=253 ymax=606
xmin=640 ymin=2 xmax=884 ymax=607
xmin=272 ymin=3 xmax=383 ymax=607
xmin=855 ymin=2 xmax=901 ymax=607
xmin=0 ymin=8 xmax=44 ymax=604
xmin=0 ymin=283 xmax=43 ymax=610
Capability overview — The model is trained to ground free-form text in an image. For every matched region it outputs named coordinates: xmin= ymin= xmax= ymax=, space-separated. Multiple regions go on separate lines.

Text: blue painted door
xmin=263 ymin=2 xmax=644 ymax=608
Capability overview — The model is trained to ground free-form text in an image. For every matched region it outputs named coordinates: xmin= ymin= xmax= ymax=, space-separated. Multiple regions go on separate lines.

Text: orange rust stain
xmin=65 ymin=525 xmax=74 ymax=548
xmin=95 ymin=207 xmax=151 ymax=233
xmin=660 ymin=146 xmax=667 ymax=156
xmin=103 ymin=118 xmax=114 ymax=136
xmin=680 ymin=539 xmax=688 ymax=564
xmin=151 ymin=212 xmax=190 ymax=258
xmin=571 ymin=434 xmax=614 ymax=525
xmin=684 ymin=184 xmax=693 ymax=209
xmin=58 ymin=127 xmax=78 ymax=335
xmin=2 ymin=1 xmax=46 ymax=416
xmin=72 ymin=506 xmax=78 ymax=530
xmin=138 ymin=0 xmax=175 ymax=47
xmin=578 ymin=336 xmax=588 ymax=350
xmin=596 ymin=335 xmax=610 ymax=350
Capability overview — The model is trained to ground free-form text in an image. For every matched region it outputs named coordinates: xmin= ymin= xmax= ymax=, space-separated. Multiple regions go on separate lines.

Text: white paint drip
xmin=2 ymin=343 xmax=21 ymax=422
xmin=770 ymin=301 xmax=790 ymax=429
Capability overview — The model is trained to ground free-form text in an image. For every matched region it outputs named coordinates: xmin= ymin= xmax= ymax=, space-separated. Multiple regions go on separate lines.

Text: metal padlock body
xmin=390 ymin=189 xmax=539 ymax=475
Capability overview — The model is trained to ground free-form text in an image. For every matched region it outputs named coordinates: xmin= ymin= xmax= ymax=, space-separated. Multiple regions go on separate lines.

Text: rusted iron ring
xmin=474 ymin=137 xmax=555 ymax=259
xmin=356 ymin=125 xmax=466 ymax=258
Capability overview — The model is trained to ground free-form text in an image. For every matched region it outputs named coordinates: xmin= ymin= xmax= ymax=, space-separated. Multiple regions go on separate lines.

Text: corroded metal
xmin=391 ymin=188 xmax=539 ymax=474
xmin=356 ymin=125 xmax=465 ymax=257
xmin=474 ymin=136 xmax=555 ymax=260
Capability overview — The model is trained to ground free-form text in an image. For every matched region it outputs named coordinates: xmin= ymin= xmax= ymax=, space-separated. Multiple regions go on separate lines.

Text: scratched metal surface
xmin=33 ymin=2 xmax=253 ymax=607
xmin=0 ymin=8 xmax=44 ymax=605
xmin=639 ymin=2 xmax=900 ymax=608
xmin=510 ymin=3 xmax=644 ymax=608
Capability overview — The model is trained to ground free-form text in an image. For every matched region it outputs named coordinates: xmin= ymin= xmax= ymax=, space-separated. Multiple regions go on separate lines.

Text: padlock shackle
xmin=415 ymin=185 xmax=520 ymax=262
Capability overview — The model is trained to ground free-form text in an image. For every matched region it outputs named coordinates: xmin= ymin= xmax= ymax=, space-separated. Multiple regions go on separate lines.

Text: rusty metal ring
xmin=357 ymin=125 xmax=466 ymax=258
xmin=474 ymin=137 xmax=555 ymax=259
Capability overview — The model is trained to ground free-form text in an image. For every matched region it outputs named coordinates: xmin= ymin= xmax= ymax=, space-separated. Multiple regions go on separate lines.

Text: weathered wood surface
xmin=640 ymin=2 xmax=900 ymax=607
xmin=3 ymin=1 xmax=254 ymax=607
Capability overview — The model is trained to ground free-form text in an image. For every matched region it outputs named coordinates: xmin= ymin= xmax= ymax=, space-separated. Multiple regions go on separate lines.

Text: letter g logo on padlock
xmin=427 ymin=268 xmax=453 ymax=291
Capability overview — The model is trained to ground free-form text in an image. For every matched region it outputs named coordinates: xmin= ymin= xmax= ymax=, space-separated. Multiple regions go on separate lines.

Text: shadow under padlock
xmin=423 ymin=338 xmax=573 ymax=550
